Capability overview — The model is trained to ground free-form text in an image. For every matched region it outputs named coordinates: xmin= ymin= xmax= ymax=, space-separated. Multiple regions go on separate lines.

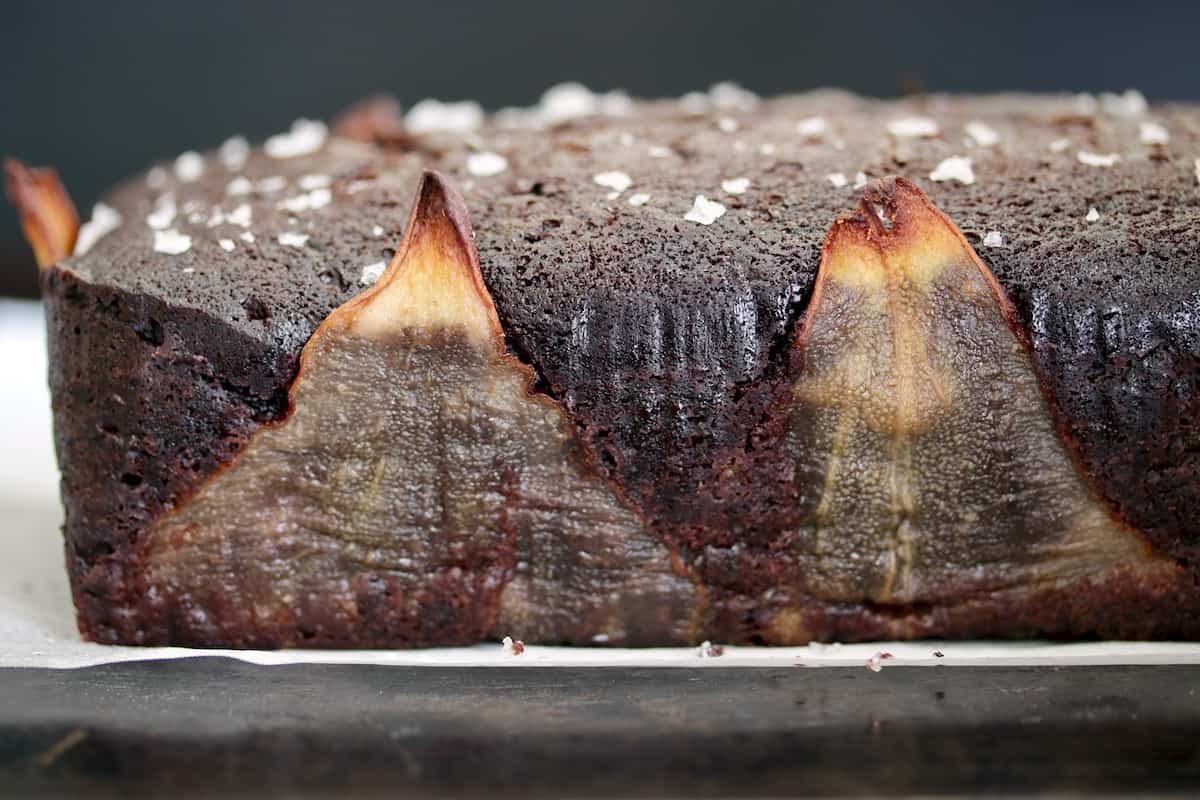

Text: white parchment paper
xmin=3 ymin=299 xmax=1198 ymax=669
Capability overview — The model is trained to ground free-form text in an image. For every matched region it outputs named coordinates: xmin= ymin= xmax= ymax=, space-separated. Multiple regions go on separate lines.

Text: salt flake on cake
xmin=405 ymin=99 xmax=484 ymax=134
xmin=1049 ymin=138 xmax=1071 ymax=153
xmin=359 ymin=260 xmax=386 ymax=285
xmin=930 ymin=156 xmax=975 ymax=184
xmin=684 ymin=195 xmax=726 ymax=225
xmin=826 ymin=173 xmax=848 ymax=188
xmin=983 ymin=230 xmax=1004 ymax=248
xmin=1139 ymin=121 xmax=1170 ymax=145
xmin=218 ymin=239 xmax=236 ymax=252
xmin=593 ymin=171 xmax=633 ymax=193
xmin=721 ymin=177 xmax=750 ymax=195
xmin=965 ymin=121 xmax=1000 ymax=147
xmin=226 ymin=176 xmax=254 ymax=196
xmin=219 ymin=136 xmax=250 ymax=171
xmin=153 ymin=229 xmax=191 ymax=255
xmin=227 ymin=204 xmax=252 ymax=227
xmin=887 ymin=117 xmax=939 ymax=138
xmin=74 ymin=203 xmax=122 ymax=256
xmin=264 ymin=119 xmax=328 ymax=159
xmin=628 ymin=192 xmax=651 ymax=206
xmin=146 ymin=195 xmax=177 ymax=230
xmin=466 ymin=152 xmax=508 ymax=177
xmin=299 ymin=174 xmax=332 ymax=190
xmin=1085 ymin=207 xmax=1101 ymax=222
xmin=1078 ymin=151 xmax=1121 ymax=167
xmin=796 ymin=116 xmax=828 ymax=138
xmin=174 ymin=151 xmax=205 ymax=183
xmin=277 ymin=231 xmax=309 ymax=248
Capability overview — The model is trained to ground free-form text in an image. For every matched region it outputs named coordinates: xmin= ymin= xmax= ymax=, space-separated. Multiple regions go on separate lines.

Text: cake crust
xmin=16 ymin=87 xmax=1200 ymax=645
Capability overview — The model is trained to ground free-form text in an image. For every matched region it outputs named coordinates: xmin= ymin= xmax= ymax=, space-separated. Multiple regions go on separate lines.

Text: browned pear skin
xmin=4 ymin=158 xmax=79 ymax=269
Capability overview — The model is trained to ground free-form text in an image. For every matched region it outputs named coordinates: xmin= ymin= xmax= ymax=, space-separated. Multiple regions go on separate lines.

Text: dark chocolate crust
xmin=33 ymin=88 xmax=1200 ymax=645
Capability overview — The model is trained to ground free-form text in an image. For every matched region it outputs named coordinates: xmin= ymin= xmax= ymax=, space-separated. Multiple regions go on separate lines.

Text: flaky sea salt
xmin=405 ymin=99 xmax=484 ymax=134
xmin=1049 ymin=138 xmax=1071 ymax=153
xmin=227 ymin=204 xmax=252 ymax=227
xmin=647 ymin=145 xmax=672 ymax=158
xmin=1085 ymin=207 xmax=1101 ymax=222
xmin=146 ymin=166 xmax=168 ymax=189
xmin=628 ymin=192 xmax=651 ymax=206
xmin=930 ymin=156 xmax=975 ymax=184
xmin=684 ymin=195 xmax=726 ymax=225
xmin=74 ymin=203 xmax=122 ymax=256
xmin=887 ymin=117 xmax=939 ymax=138
xmin=853 ymin=171 xmax=869 ymax=189
xmin=826 ymin=172 xmax=848 ymax=188
xmin=717 ymin=117 xmax=739 ymax=133
xmin=359 ymin=260 xmax=386 ymax=285
xmin=146 ymin=195 xmax=176 ymax=230
xmin=1139 ymin=121 xmax=1170 ymax=145
xmin=226 ymin=176 xmax=253 ymax=196
xmin=466 ymin=151 xmax=508 ymax=177
xmin=174 ymin=151 xmax=204 ymax=182
xmin=983 ymin=230 xmax=1004 ymax=248
xmin=1078 ymin=151 xmax=1121 ymax=167
xmin=965 ymin=121 xmax=999 ymax=147
xmin=721 ymin=177 xmax=750 ymax=195
xmin=264 ymin=119 xmax=328 ymax=159
xmin=277 ymin=189 xmax=332 ymax=213
xmin=277 ymin=232 xmax=309 ymax=248
xmin=796 ymin=116 xmax=828 ymax=138
xmin=372 ymin=225 xmax=384 ymax=237
xmin=153 ymin=229 xmax=191 ymax=255
xmin=593 ymin=171 xmax=632 ymax=192
xmin=539 ymin=82 xmax=597 ymax=124
xmin=1100 ymin=89 xmax=1148 ymax=117
xmin=240 ymin=231 xmax=255 ymax=244
xmin=218 ymin=239 xmax=235 ymax=252
xmin=1195 ymin=158 xmax=1200 ymax=186
xmin=709 ymin=81 xmax=758 ymax=111
xmin=299 ymin=174 xmax=332 ymax=190
xmin=219 ymin=136 xmax=250 ymax=171
xmin=257 ymin=176 xmax=288 ymax=193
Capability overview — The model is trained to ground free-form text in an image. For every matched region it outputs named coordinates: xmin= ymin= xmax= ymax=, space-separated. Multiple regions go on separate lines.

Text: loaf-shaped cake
xmin=7 ymin=87 xmax=1199 ymax=647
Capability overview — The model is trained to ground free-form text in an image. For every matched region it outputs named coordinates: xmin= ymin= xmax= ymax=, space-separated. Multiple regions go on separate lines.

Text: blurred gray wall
xmin=3 ymin=0 xmax=1198 ymax=297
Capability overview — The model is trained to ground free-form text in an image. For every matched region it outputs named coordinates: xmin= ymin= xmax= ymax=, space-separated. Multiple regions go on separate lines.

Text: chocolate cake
xmin=6 ymin=85 xmax=1200 ymax=647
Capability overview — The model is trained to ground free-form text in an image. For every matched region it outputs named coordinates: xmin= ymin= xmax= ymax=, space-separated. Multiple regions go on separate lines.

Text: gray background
xmin=3 ymin=0 xmax=1198 ymax=297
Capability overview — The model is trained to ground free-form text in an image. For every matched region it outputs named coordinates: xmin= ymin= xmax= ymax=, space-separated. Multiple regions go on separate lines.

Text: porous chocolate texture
xmin=16 ymin=88 xmax=1200 ymax=645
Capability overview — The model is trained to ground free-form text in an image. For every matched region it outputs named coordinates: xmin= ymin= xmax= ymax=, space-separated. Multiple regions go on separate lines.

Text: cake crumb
xmin=467 ymin=151 xmax=508 ymax=177
xmin=696 ymin=641 xmax=724 ymax=658
xmin=887 ymin=117 xmax=939 ymax=138
xmin=684 ymin=195 xmax=726 ymax=225
xmin=866 ymin=651 xmax=894 ymax=672
xmin=359 ymin=260 xmax=386 ymax=285
xmin=933 ymin=650 xmax=945 ymax=658
xmin=796 ymin=116 xmax=828 ymax=138
xmin=153 ymin=229 xmax=191 ymax=255
xmin=277 ymin=231 xmax=309 ymax=248
xmin=593 ymin=171 xmax=633 ymax=193
xmin=721 ymin=177 xmax=750 ymax=195
xmin=501 ymin=636 xmax=525 ymax=656
xmin=1077 ymin=151 xmax=1121 ymax=168
xmin=628 ymin=192 xmax=651 ymax=206
xmin=218 ymin=239 xmax=235 ymax=252
xmin=1085 ymin=207 xmax=1101 ymax=222
xmin=265 ymin=119 xmax=328 ymax=159
xmin=74 ymin=203 xmax=122 ymax=256
xmin=1138 ymin=121 xmax=1169 ymax=145
xmin=930 ymin=156 xmax=975 ymax=185
xmin=965 ymin=121 xmax=999 ymax=147
xmin=220 ymin=135 xmax=249 ymax=171
xmin=174 ymin=151 xmax=205 ymax=183
xmin=983 ymin=230 xmax=1004 ymax=248
xmin=826 ymin=172 xmax=848 ymax=188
